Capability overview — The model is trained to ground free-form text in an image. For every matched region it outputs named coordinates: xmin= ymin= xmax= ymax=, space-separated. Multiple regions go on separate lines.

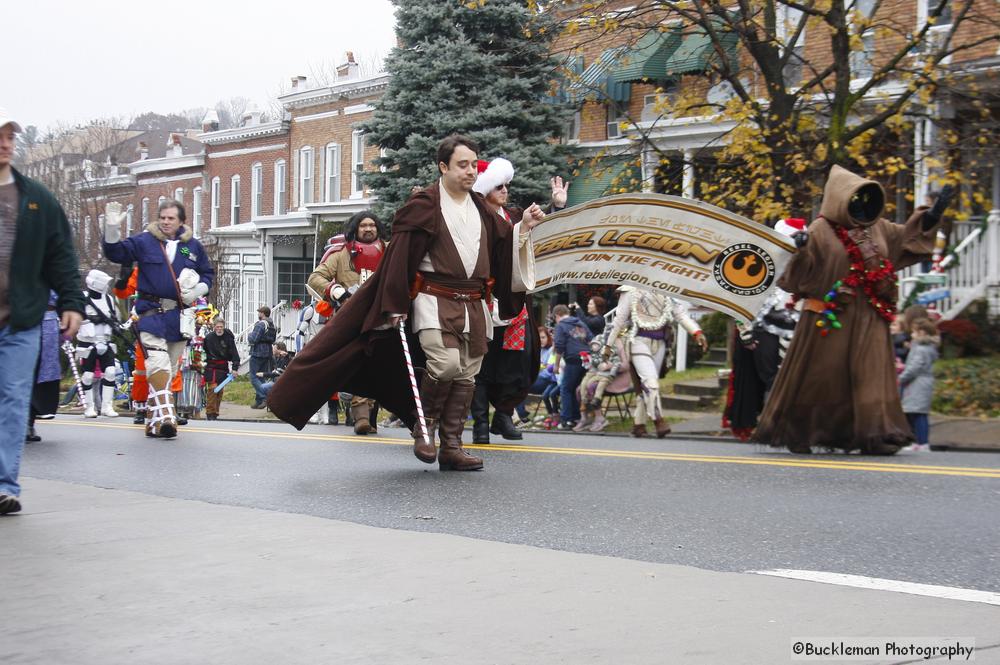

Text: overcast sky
xmin=6 ymin=0 xmax=398 ymax=133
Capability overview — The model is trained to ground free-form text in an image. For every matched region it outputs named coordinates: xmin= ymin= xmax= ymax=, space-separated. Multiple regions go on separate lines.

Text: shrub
xmin=937 ymin=318 xmax=984 ymax=358
xmin=932 ymin=355 xmax=1000 ymax=417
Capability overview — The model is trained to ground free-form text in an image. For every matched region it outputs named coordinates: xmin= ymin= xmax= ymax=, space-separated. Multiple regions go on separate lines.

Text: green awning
xmin=548 ymin=55 xmax=584 ymax=104
xmin=664 ymin=28 xmax=737 ymax=75
xmin=611 ymin=28 xmax=683 ymax=84
xmin=567 ymin=48 xmax=632 ymax=104
xmin=566 ymin=157 xmax=642 ymax=208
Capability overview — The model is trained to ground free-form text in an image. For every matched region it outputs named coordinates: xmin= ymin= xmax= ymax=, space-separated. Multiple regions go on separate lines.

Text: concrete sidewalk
xmin=2 ymin=478 xmax=997 ymax=665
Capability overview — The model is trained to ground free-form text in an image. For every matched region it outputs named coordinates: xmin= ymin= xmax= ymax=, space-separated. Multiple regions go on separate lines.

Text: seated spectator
xmin=516 ymin=326 xmax=559 ymax=426
xmin=574 ymin=335 xmax=622 ymax=432
xmin=258 ymin=342 xmax=292 ymax=399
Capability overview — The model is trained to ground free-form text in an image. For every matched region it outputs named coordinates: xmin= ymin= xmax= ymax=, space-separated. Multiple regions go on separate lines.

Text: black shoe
xmin=472 ymin=420 xmax=490 ymax=444
xmin=490 ymin=412 xmax=523 ymax=440
xmin=0 ymin=494 xmax=22 ymax=515
xmin=177 ymin=417 xmax=188 ymax=426
xmin=133 ymin=410 xmax=146 ymax=425
xmin=25 ymin=426 xmax=41 ymax=443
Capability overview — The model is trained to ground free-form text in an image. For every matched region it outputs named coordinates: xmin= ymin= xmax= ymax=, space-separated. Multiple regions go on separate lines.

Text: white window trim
xmin=210 ymin=177 xmax=221 ymax=229
xmin=231 ymin=175 xmax=241 ymax=225
xmin=350 ymin=130 xmax=365 ymax=199
xmin=141 ymin=197 xmax=150 ymax=226
xmin=125 ymin=203 xmax=134 ymax=237
xmin=157 ymin=195 xmax=167 ymax=207
xmin=274 ymin=159 xmax=287 ymax=215
xmin=192 ymin=187 xmax=202 ymax=238
xmin=251 ymin=162 xmax=263 ymax=218
xmin=324 ymin=143 xmax=341 ymax=203
xmin=299 ymin=146 xmax=314 ymax=207
xmin=174 ymin=187 xmax=184 ymax=205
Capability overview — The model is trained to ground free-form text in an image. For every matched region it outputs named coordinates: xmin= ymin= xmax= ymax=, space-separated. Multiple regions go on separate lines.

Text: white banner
xmin=531 ymin=193 xmax=797 ymax=321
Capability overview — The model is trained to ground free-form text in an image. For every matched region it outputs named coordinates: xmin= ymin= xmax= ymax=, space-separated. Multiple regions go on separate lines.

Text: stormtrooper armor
xmin=78 ymin=269 xmax=123 ymax=418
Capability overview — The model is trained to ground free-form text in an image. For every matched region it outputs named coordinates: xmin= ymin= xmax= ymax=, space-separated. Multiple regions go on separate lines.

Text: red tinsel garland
xmin=832 ymin=225 xmax=897 ymax=323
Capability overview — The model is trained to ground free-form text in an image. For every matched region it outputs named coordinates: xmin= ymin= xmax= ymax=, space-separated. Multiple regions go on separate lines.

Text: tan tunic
xmin=308 ymin=248 xmax=363 ymax=301
xmin=753 ymin=166 xmax=939 ymax=451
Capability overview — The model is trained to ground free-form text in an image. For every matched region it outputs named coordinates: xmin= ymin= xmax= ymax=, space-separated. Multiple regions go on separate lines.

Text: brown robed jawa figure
xmin=753 ymin=165 xmax=952 ymax=455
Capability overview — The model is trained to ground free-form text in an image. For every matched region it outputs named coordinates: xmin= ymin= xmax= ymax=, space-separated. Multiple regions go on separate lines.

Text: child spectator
xmin=552 ymin=304 xmax=594 ymax=429
xmin=899 ymin=317 xmax=940 ymax=452
xmin=516 ymin=326 xmax=559 ymax=427
xmin=574 ymin=336 xmax=622 ymax=432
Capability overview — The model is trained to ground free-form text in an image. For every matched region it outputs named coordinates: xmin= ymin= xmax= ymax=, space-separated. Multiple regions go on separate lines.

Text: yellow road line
xmin=46 ymin=420 xmax=1000 ymax=479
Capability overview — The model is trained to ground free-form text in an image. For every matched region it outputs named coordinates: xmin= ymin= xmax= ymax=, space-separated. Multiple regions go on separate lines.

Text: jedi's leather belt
xmin=409 ymin=272 xmax=494 ymax=303
xmin=138 ymin=292 xmax=179 ymax=316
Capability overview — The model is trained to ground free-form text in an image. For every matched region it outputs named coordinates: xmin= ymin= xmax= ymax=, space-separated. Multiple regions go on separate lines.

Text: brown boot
xmin=412 ymin=375 xmax=451 ymax=464
xmin=631 ymin=423 xmax=648 ymax=438
xmin=146 ymin=371 xmax=178 ymax=439
xmin=438 ymin=381 xmax=483 ymax=471
xmin=654 ymin=417 xmax=671 ymax=438
xmin=864 ymin=441 xmax=900 ymax=456
xmin=352 ymin=400 xmax=371 ymax=435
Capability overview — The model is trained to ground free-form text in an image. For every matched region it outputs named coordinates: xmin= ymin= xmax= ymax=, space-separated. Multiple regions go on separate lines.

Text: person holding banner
xmin=267 ymin=134 xmax=543 ymax=472
xmin=753 ymin=166 xmax=950 ymax=455
xmin=604 ymin=287 xmax=708 ymax=438
xmin=203 ymin=318 xmax=239 ymax=421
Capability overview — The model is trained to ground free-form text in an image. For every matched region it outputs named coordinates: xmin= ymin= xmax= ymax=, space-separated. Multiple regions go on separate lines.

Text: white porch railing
xmin=232 ymin=299 xmax=287 ymax=372
xmin=897 ymin=210 xmax=1000 ymax=319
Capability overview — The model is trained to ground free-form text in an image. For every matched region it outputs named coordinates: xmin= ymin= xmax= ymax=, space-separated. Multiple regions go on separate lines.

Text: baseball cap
xmin=0 ymin=109 xmax=23 ymax=133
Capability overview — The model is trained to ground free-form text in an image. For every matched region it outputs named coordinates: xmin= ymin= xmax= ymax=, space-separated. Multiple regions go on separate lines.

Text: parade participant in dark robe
xmin=468 ymin=158 xmax=562 ymax=443
xmin=268 ymin=135 xmax=544 ymax=471
xmin=753 ymin=166 xmax=951 ymax=455
xmin=723 ymin=218 xmax=803 ymax=441
xmin=307 ymin=209 xmax=388 ymax=435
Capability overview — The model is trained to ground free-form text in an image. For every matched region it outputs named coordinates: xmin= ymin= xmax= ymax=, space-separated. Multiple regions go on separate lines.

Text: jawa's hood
xmin=818 ymin=164 xmax=885 ymax=228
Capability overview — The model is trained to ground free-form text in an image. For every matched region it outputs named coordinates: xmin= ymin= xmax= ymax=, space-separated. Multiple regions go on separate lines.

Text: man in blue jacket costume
xmin=102 ymin=199 xmax=214 ymax=439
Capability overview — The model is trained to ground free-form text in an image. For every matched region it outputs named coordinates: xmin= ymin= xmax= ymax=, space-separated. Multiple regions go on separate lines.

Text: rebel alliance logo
xmin=713 ymin=243 xmax=776 ymax=296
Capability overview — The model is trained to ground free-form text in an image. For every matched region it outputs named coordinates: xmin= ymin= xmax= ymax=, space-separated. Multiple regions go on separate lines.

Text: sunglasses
xmin=494 ymin=183 xmax=509 ymax=192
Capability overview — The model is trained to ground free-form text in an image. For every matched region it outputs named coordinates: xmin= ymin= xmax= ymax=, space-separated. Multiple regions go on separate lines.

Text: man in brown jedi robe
xmin=267 ymin=134 xmax=544 ymax=471
xmin=752 ymin=165 xmax=952 ymax=455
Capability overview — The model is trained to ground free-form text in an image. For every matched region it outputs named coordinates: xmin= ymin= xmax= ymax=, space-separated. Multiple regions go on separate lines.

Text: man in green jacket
xmin=0 ymin=110 xmax=85 ymax=515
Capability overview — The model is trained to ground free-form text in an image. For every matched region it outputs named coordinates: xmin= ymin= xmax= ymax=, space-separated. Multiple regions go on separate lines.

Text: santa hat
xmin=472 ymin=157 xmax=515 ymax=196
xmin=773 ymin=217 xmax=806 ymax=237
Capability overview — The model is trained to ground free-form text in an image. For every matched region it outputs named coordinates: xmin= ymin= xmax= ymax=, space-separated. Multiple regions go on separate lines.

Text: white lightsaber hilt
xmin=398 ymin=321 xmax=429 ymax=443
xmin=61 ymin=340 xmax=88 ymax=407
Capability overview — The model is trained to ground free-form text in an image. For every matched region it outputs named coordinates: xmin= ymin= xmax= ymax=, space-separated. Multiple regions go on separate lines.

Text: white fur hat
xmin=472 ymin=157 xmax=515 ymax=196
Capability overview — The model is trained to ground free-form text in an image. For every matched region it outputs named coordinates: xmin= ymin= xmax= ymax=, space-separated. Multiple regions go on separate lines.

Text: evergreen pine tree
xmin=362 ymin=0 xmax=568 ymax=220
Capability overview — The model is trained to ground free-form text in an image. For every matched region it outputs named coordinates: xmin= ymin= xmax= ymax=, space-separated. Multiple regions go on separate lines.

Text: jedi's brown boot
xmin=631 ymin=423 xmax=648 ymax=438
xmin=352 ymin=400 xmax=371 ymax=435
xmin=438 ymin=381 xmax=483 ymax=471
xmin=654 ymin=417 xmax=671 ymax=438
xmin=146 ymin=371 xmax=178 ymax=439
xmin=412 ymin=375 xmax=451 ymax=464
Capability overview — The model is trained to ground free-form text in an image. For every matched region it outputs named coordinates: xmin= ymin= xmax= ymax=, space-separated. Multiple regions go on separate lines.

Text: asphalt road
xmin=26 ymin=418 xmax=1000 ymax=593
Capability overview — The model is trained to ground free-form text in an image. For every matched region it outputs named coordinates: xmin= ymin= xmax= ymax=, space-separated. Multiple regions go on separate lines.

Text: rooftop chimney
xmin=336 ymin=52 xmax=359 ymax=81
xmin=291 ymin=75 xmax=307 ymax=90
xmin=241 ymin=104 xmax=263 ymax=127
xmin=138 ymin=142 xmax=149 ymax=161
xmin=201 ymin=109 xmax=220 ymax=133
xmin=168 ymin=133 xmax=184 ymax=157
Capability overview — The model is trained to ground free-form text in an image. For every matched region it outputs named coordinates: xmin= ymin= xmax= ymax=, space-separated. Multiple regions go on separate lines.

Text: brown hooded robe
xmin=752 ymin=166 xmax=939 ymax=451
xmin=267 ymin=183 xmax=528 ymax=430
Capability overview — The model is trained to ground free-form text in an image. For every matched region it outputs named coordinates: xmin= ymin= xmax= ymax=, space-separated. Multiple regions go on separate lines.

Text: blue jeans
xmin=907 ymin=412 xmax=929 ymax=445
xmin=559 ymin=361 xmax=587 ymax=424
xmin=0 ymin=324 xmax=42 ymax=497
xmin=249 ymin=356 xmax=270 ymax=402
xmin=516 ymin=376 xmax=558 ymax=420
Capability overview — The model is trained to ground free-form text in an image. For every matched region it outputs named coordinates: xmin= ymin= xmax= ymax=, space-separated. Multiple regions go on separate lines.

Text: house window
xmin=84 ymin=216 xmax=92 ymax=247
xmin=192 ymin=187 xmax=202 ymax=238
xmin=231 ymin=175 xmax=241 ymax=225
xmin=125 ymin=204 xmax=133 ymax=237
xmin=299 ymin=147 xmax=314 ymax=205
xmin=251 ymin=162 xmax=263 ymax=217
xmin=141 ymin=197 xmax=149 ymax=226
xmin=606 ymin=103 xmax=627 ymax=139
xmin=174 ymin=187 xmax=184 ymax=205
xmin=850 ymin=0 xmax=876 ymax=79
xmin=274 ymin=159 xmax=287 ymax=215
xmin=324 ymin=143 xmax=341 ymax=202
xmin=158 ymin=195 xmax=167 ymax=207
xmin=351 ymin=130 xmax=365 ymax=197
xmin=776 ymin=3 xmax=806 ymax=86
xmin=210 ymin=177 xmax=221 ymax=229
xmin=563 ymin=110 xmax=581 ymax=143
xmin=276 ymin=259 xmax=312 ymax=304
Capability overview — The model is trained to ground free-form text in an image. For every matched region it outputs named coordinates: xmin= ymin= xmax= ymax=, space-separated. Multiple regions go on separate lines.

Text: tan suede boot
xmin=654 ymin=417 xmax=671 ymax=438
xmin=413 ymin=376 xmax=451 ymax=464
xmin=352 ymin=400 xmax=371 ymax=435
xmin=437 ymin=381 xmax=483 ymax=471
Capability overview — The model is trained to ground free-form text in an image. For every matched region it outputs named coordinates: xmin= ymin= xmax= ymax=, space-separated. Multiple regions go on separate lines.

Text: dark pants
xmin=516 ymin=376 xmax=558 ymax=420
xmin=559 ymin=361 xmax=586 ymax=424
xmin=249 ymin=356 xmax=271 ymax=403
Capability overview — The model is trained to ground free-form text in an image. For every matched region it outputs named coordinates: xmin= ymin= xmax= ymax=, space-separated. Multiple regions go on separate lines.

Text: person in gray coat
xmin=899 ymin=317 xmax=940 ymax=451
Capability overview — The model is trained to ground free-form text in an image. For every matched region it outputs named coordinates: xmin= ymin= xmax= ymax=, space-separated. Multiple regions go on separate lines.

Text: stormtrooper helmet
xmin=85 ymin=269 xmax=114 ymax=294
